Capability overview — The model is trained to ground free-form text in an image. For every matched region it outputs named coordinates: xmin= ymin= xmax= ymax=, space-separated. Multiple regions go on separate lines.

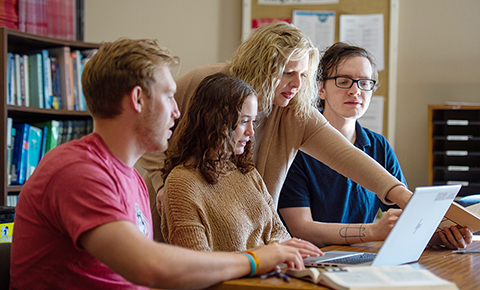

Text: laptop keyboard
xmin=326 ymin=253 xmax=377 ymax=265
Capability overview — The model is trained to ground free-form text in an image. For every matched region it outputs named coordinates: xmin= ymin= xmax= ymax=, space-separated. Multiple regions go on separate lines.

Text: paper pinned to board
xmin=292 ymin=10 xmax=336 ymax=53
xmin=340 ymin=13 xmax=385 ymax=71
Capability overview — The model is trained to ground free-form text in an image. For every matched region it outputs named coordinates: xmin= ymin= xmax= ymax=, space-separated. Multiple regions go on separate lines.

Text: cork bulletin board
xmin=242 ymin=0 xmax=398 ymax=138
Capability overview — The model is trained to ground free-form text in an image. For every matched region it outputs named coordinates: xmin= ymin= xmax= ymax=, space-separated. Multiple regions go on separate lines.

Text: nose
xmin=245 ymin=122 xmax=255 ymax=137
xmin=348 ymin=81 xmax=361 ymax=95
xmin=171 ymin=99 xmax=180 ymax=119
xmin=290 ymin=73 xmax=302 ymax=88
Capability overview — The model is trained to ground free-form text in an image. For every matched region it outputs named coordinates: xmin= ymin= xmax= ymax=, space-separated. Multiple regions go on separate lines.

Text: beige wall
xmin=395 ymin=0 xmax=480 ymax=189
xmin=84 ymin=0 xmax=243 ymax=76
xmin=85 ymin=0 xmax=480 ymax=191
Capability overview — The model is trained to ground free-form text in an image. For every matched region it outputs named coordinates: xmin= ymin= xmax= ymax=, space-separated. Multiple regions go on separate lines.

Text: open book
xmin=429 ymin=201 xmax=480 ymax=245
xmin=285 ymin=265 xmax=458 ymax=290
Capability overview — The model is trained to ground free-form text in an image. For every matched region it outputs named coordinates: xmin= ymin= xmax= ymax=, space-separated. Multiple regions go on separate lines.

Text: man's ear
xmin=318 ymin=81 xmax=326 ymax=100
xmin=130 ymin=86 xmax=144 ymax=113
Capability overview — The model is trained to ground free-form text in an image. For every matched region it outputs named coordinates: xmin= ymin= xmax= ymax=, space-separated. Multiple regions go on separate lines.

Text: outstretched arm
xmin=300 ymin=111 xmax=413 ymax=207
xmin=79 ymin=221 xmax=306 ymax=289
xmin=279 ymin=207 xmax=402 ymax=247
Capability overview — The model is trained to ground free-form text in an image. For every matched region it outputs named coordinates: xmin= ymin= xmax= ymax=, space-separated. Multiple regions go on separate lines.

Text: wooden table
xmin=206 ymin=237 xmax=480 ymax=290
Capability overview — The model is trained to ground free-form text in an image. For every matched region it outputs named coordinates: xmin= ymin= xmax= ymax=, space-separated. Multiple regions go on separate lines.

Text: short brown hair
xmin=318 ymin=42 xmax=378 ymax=109
xmin=82 ymin=38 xmax=179 ymax=118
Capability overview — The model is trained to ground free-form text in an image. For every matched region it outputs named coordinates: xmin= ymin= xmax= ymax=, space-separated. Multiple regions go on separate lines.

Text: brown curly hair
xmin=162 ymin=73 xmax=257 ymax=184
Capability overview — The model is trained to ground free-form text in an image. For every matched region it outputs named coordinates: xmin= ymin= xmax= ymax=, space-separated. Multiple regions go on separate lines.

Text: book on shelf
xmin=42 ymin=49 xmax=53 ymax=109
xmin=18 ymin=0 xmax=78 ymax=40
xmin=6 ymin=118 xmax=15 ymax=185
xmin=18 ymin=0 xmax=27 ymax=32
xmin=27 ymin=52 xmax=44 ymax=108
xmin=7 ymin=52 xmax=14 ymax=105
xmin=33 ymin=120 xmax=60 ymax=154
xmin=70 ymin=51 xmax=80 ymax=110
xmin=7 ymin=195 xmax=19 ymax=207
xmin=11 ymin=123 xmax=30 ymax=185
xmin=71 ymin=50 xmax=87 ymax=110
xmin=14 ymin=53 xmax=22 ymax=106
xmin=25 ymin=125 xmax=43 ymax=180
xmin=286 ymin=265 xmax=458 ymax=290
xmin=76 ymin=0 xmax=84 ymax=41
xmin=50 ymin=56 xmax=61 ymax=109
xmin=49 ymin=46 xmax=75 ymax=110
xmin=0 ymin=0 xmax=19 ymax=30
xmin=39 ymin=124 xmax=48 ymax=160
xmin=22 ymin=54 xmax=30 ymax=106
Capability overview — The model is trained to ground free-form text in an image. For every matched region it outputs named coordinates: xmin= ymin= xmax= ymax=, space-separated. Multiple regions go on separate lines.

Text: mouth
xmin=345 ymin=100 xmax=361 ymax=106
xmin=281 ymin=92 xmax=295 ymax=100
xmin=239 ymin=141 xmax=248 ymax=147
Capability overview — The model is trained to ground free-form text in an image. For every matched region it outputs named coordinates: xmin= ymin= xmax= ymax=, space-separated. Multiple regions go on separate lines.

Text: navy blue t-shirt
xmin=278 ymin=120 xmax=407 ymax=224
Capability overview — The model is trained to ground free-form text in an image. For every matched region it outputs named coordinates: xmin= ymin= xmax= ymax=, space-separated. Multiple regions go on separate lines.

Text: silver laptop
xmin=304 ymin=184 xmax=461 ymax=268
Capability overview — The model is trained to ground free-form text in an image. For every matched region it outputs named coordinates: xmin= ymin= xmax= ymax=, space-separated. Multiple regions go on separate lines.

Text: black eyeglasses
xmin=323 ymin=76 xmax=376 ymax=91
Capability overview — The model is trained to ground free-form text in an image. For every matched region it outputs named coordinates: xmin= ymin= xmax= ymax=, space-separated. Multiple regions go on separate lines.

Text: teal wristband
xmin=241 ymin=252 xmax=256 ymax=277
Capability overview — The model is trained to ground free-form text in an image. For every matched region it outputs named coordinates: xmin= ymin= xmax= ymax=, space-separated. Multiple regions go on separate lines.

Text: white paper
xmin=292 ymin=10 xmax=335 ymax=53
xmin=258 ymin=0 xmax=339 ymax=5
xmin=339 ymin=13 xmax=385 ymax=71
xmin=358 ymin=96 xmax=384 ymax=134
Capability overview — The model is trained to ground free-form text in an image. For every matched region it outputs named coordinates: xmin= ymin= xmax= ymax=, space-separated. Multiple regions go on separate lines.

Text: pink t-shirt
xmin=10 ymin=133 xmax=152 ymax=290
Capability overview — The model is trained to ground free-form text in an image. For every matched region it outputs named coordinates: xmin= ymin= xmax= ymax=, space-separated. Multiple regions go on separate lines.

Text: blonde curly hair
xmin=229 ymin=21 xmax=319 ymax=120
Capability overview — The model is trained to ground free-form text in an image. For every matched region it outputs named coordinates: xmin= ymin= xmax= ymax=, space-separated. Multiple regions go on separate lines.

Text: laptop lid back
xmin=371 ymin=184 xmax=461 ymax=266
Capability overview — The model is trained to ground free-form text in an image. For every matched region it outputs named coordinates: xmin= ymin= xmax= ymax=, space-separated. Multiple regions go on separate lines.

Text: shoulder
xmin=165 ymin=166 xmax=207 ymax=194
xmin=178 ymin=63 xmax=230 ymax=84
xmin=267 ymin=106 xmax=328 ymax=138
xmin=356 ymin=122 xmax=390 ymax=148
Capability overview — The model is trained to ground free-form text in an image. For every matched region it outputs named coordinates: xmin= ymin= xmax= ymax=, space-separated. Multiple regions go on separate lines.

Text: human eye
xmin=337 ymin=77 xmax=351 ymax=86
xmin=359 ymin=80 xmax=374 ymax=89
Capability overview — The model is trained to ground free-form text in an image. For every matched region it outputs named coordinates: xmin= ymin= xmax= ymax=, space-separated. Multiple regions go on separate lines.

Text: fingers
xmin=463 ymin=227 xmax=474 ymax=245
xmin=387 ymin=208 xmax=402 ymax=217
xmin=440 ymin=226 xmax=472 ymax=250
xmin=280 ymin=238 xmax=323 ymax=258
xmin=253 ymin=243 xmax=305 ymax=274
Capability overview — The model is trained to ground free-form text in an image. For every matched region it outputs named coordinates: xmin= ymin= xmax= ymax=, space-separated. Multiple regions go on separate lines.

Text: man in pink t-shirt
xmin=10 ymin=38 xmax=313 ymax=290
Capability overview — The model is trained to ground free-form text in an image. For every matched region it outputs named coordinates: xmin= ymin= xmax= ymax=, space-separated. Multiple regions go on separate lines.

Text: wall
xmin=395 ymin=0 xmax=480 ymax=189
xmin=85 ymin=0 xmax=480 ymax=191
xmin=84 ymin=0 xmax=243 ymax=76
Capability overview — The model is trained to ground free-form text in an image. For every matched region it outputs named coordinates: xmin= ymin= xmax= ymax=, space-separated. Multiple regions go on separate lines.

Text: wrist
xmin=241 ymin=251 xmax=260 ymax=277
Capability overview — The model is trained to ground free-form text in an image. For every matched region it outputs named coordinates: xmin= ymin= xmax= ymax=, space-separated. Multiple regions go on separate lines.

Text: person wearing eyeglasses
xmin=278 ymin=42 xmax=473 ymax=249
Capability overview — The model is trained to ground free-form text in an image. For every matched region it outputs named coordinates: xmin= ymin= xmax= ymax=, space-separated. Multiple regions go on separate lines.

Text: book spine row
xmin=6 ymin=117 xmax=93 ymax=189
xmin=15 ymin=0 xmax=83 ymax=41
xmin=0 ymin=0 xmax=19 ymax=30
xmin=6 ymin=48 xmax=98 ymax=111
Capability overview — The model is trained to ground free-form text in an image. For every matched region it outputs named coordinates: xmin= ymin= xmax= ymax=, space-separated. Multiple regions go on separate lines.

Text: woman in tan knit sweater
xmin=139 ymin=21 xmax=413 ymax=241
xmin=161 ymin=72 xmax=322 ymax=256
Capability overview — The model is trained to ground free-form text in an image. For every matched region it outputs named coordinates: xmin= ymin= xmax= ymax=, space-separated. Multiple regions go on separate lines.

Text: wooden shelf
xmin=0 ymin=28 xmax=99 ymax=206
xmin=428 ymin=105 xmax=480 ymax=197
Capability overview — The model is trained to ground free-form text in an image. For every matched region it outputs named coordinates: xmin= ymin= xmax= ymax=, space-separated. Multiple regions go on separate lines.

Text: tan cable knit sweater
xmin=161 ymin=165 xmax=291 ymax=252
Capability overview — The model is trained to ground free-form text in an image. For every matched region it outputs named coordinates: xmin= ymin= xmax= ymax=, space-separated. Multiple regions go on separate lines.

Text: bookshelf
xmin=428 ymin=105 xmax=480 ymax=197
xmin=0 ymin=27 xmax=99 ymax=206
